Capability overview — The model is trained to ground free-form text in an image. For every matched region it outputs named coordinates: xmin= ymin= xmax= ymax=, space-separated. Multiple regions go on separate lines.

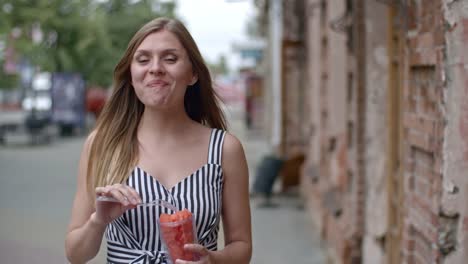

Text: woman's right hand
xmin=93 ymin=184 xmax=142 ymax=225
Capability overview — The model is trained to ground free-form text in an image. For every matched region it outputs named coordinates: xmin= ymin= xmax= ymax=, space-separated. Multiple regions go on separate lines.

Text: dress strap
xmin=207 ymin=129 xmax=226 ymax=165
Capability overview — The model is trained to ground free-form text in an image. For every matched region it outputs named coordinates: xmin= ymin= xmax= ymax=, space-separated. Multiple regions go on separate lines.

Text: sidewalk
xmin=224 ymin=104 xmax=327 ymax=264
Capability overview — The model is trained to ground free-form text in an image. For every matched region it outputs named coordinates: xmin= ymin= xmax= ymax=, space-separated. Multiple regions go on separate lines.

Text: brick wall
xmin=361 ymin=0 xmax=389 ymax=263
xmin=280 ymin=0 xmax=307 ymax=157
xmin=401 ymin=0 xmax=445 ymax=263
xmin=301 ymin=0 xmax=362 ymax=263
xmin=296 ymin=0 xmax=468 ymax=263
xmin=301 ymin=0 xmax=326 ymax=235
xmin=440 ymin=0 xmax=468 ymax=263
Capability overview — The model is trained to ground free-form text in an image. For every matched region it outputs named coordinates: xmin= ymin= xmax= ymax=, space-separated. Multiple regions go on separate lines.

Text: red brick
xmin=409 ymin=194 xmax=438 ymax=232
xmin=426 ymin=83 xmax=440 ymax=102
xmin=429 ymin=177 xmax=442 ymax=201
xmin=404 ymin=114 xmax=436 ymax=135
xmin=423 ymin=100 xmax=438 ymax=116
xmin=413 ymin=161 xmax=435 ymax=180
xmin=421 ymin=19 xmax=439 ymax=37
xmin=431 ymin=212 xmax=439 ymax=226
xmin=406 ymin=0 xmax=418 ymax=30
xmin=408 ymin=201 xmax=424 ymax=222
xmin=415 ymin=251 xmax=432 ymax=264
xmin=433 ymin=120 xmax=445 ymax=138
xmin=404 ymin=253 xmax=415 ymax=264
xmin=410 ymin=142 xmax=434 ymax=163
xmin=462 ymin=19 xmax=468 ymax=43
xmin=433 ymin=26 xmax=445 ymax=46
xmin=415 ymin=177 xmax=429 ymax=196
xmin=430 ymin=171 xmax=442 ymax=188
xmin=409 ymin=36 xmax=419 ymax=50
xmin=417 ymin=32 xmax=434 ymax=49
xmin=410 ymin=47 xmax=438 ymax=66
xmin=405 ymin=239 xmax=416 ymax=251
xmin=423 ymin=49 xmax=438 ymax=65
xmin=414 ymin=192 xmax=434 ymax=215
xmin=407 ymin=130 xmax=433 ymax=152
xmin=405 ymin=97 xmax=417 ymax=112
xmin=408 ymin=175 xmax=416 ymax=191
xmin=409 ymin=51 xmax=421 ymax=66
xmin=407 ymin=196 xmax=427 ymax=219
xmin=433 ymin=156 xmax=443 ymax=172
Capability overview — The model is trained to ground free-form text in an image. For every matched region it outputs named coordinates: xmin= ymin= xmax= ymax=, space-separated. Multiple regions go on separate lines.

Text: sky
xmin=175 ymin=0 xmax=255 ymax=71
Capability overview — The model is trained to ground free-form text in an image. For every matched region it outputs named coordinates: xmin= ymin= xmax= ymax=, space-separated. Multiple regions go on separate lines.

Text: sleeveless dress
xmin=105 ymin=129 xmax=226 ymax=264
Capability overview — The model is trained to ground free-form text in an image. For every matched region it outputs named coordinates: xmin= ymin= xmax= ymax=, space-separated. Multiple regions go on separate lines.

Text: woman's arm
xmin=65 ymin=132 xmax=106 ymax=263
xmin=65 ymin=132 xmax=141 ymax=263
xmin=212 ymin=133 xmax=252 ymax=263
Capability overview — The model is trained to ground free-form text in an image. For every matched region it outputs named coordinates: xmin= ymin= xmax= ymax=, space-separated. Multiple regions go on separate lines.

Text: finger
xmin=114 ymin=185 xmax=139 ymax=205
xmin=114 ymin=184 xmax=141 ymax=205
xmin=184 ymin=244 xmax=208 ymax=255
xmin=123 ymin=185 xmax=142 ymax=204
xmin=95 ymin=186 xmax=111 ymax=196
xmin=108 ymin=187 xmax=130 ymax=206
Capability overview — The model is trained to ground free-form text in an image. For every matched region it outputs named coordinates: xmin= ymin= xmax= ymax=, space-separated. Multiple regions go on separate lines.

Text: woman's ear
xmin=190 ymin=74 xmax=198 ymax=86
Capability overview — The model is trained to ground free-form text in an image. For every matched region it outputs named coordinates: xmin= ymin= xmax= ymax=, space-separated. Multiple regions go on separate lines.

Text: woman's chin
xmin=142 ymin=96 xmax=170 ymax=108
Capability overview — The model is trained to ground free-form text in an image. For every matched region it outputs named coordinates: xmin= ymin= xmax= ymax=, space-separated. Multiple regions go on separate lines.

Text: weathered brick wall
xmin=281 ymin=0 xmax=307 ymax=157
xmin=440 ymin=0 xmax=468 ymax=263
xmin=301 ymin=0 xmax=326 ymax=233
xmin=401 ymin=0 xmax=446 ymax=263
xmin=301 ymin=0 xmax=359 ymax=263
xmin=298 ymin=0 xmax=468 ymax=263
xmin=327 ymin=0 xmax=347 ymax=190
xmin=361 ymin=0 xmax=389 ymax=263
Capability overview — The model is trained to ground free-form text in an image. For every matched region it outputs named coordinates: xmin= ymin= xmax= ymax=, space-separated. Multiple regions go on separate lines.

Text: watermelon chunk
xmin=159 ymin=209 xmax=199 ymax=262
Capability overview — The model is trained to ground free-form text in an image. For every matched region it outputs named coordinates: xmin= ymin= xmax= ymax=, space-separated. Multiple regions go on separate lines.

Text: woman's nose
xmin=149 ymin=59 xmax=165 ymax=75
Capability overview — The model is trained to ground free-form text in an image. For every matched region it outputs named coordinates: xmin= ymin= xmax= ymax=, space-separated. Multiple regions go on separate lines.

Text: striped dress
xmin=105 ymin=129 xmax=226 ymax=264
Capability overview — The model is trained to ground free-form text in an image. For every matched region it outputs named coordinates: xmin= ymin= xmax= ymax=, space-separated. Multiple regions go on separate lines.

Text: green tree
xmin=0 ymin=0 xmax=177 ymax=89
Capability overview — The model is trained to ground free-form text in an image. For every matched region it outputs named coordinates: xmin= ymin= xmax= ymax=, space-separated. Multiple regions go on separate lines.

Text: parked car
xmin=49 ymin=72 xmax=86 ymax=136
xmin=0 ymin=72 xmax=87 ymax=145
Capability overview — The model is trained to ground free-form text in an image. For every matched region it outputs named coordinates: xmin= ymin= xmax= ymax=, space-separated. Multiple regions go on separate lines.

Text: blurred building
xmin=255 ymin=0 xmax=468 ymax=263
xmin=233 ymin=39 xmax=266 ymax=130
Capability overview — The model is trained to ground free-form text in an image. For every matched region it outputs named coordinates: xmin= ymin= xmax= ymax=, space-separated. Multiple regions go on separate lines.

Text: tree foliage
xmin=0 ymin=0 xmax=177 ymax=89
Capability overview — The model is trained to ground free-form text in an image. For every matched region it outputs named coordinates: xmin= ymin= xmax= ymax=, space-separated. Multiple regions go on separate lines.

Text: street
xmin=0 ymin=136 xmax=96 ymax=262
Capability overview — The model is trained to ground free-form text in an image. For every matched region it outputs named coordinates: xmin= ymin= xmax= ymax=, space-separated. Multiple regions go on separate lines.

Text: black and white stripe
xmin=106 ymin=129 xmax=226 ymax=264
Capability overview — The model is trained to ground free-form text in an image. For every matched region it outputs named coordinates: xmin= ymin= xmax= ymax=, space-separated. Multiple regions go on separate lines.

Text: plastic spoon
xmin=96 ymin=195 xmax=178 ymax=212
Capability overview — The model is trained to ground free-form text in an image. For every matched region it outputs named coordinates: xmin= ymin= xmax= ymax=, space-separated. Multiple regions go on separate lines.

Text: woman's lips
xmin=147 ymin=80 xmax=169 ymax=87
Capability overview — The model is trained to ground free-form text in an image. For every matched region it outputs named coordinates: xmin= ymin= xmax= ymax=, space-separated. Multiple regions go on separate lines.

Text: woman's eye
xmin=136 ymin=57 xmax=149 ymax=63
xmin=165 ymin=56 xmax=177 ymax=63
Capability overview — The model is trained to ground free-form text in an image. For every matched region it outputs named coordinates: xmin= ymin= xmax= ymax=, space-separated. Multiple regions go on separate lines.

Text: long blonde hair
xmin=87 ymin=17 xmax=227 ymax=195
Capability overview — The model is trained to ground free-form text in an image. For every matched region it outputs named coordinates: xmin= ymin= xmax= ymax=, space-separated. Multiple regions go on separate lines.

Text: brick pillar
xmin=401 ymin=0 xmax=445 ymax=263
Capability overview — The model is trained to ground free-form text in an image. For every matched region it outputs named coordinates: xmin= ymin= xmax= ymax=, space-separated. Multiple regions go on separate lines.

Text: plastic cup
xmin=158 ymin=211 xmax=199 ymax=263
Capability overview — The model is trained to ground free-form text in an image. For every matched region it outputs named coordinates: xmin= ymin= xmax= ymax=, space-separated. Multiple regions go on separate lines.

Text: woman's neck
xmin=137 ymin=106 xmax=197 ymax=145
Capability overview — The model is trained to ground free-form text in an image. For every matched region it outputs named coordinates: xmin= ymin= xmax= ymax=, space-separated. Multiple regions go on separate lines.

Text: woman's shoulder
xmin=221 ymin=131 xmax=244 ymax=159
xmin=219 ymin=132 xmax=247 ymax=179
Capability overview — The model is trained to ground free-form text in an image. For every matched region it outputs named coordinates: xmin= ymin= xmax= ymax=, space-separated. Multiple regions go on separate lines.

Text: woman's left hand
xmin=175 ymin=244 xmax=214 ymax=264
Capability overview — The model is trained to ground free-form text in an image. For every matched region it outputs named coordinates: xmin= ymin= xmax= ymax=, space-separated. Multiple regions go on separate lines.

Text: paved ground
xmin=225 ymin=104 xmax=327 ymax=264
xmin=0 ymin=103 xmax=326 ymax=263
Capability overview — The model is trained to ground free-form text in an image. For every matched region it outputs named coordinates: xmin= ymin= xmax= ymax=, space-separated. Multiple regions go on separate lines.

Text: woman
xmin=65 ymin=17 xmax=252 ymax=264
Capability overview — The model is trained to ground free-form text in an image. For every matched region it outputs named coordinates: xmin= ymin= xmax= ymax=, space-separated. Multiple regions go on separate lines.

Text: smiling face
xmin=130 ymin=30 xmax=197 ymax=110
